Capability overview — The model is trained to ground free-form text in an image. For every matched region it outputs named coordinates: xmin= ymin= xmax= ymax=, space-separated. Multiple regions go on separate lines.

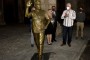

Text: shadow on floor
xmin=79 ymin=40 xmax=90 ymax=60
xmin=31 ymin=52 xmax=53 ymax=60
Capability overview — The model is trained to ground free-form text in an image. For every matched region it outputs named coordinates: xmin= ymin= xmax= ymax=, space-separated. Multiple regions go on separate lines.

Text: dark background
xmin=0 ymin=0 xmax=90 ymax=25
xmin=3 ymin=0 xmax=18 ymax=24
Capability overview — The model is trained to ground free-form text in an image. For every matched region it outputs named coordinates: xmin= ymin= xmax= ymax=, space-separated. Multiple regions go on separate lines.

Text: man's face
xmin=52 ymin=7 xmax=55 ymax=10
xmin=66 ymin=3 xmax=71 ymax=10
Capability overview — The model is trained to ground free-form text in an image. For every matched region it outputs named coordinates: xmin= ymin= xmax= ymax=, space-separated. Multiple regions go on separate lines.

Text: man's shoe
xmin=54 ymin=40 xmax=57 ymax=42
xmin=81 ymin=37 xmax=84 ymax=40
xmin=52 ymin=40 xmax=54 ymax=42
xmin=61 ymin=43 xmax=66 ymax=46
xmin=68 ymin=44 xmax=71 ymax=47
xmin=76 ymin=37 xmax=78 ymax=39
xmin=31 ymin=44 xmax=34 ymax=47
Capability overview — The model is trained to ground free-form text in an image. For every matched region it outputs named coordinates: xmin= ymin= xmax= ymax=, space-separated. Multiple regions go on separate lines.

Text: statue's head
xmin=34 ymin=0 xmax=41 ymax=10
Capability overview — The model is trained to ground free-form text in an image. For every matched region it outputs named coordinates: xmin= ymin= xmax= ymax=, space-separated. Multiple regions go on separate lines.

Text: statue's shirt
xmin=32 ymin=10 xmax=46 ymax=33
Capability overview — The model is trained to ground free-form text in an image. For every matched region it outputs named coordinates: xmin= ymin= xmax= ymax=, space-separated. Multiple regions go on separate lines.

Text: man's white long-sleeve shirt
xmin=61 ymin=9 xmax=76 ymax=27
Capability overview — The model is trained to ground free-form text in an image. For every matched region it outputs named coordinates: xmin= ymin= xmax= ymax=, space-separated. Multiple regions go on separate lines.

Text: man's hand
xmin=64 ymin=13 xmax=69 ymax=18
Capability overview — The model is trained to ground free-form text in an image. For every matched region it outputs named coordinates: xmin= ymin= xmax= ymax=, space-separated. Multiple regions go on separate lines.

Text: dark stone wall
xmin=0 ymin=0 xmax=90 ymax=25
xmin=56 ymin=0 xmax=65 ymax=25
xmin=0 ymin=0 xmax=5 ymax=25
xmin=3 ymin=0 xmax=18 ymax=24
xmin=85 ymin=0 xmax=90 ymax=25
xmin=18 ymin=0 xmax=25 ymax=23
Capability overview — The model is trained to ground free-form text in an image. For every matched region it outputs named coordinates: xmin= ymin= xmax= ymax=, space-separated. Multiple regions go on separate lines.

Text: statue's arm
xmin=25 ymin=7 xmax=33 ymax=18
xmin=25 ymin=0 xmax=32 ymax=18
xmin=25 ymin=7 xmax=29 ymax=17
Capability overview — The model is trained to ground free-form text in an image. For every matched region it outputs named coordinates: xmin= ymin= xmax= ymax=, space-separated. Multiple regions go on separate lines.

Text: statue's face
xmin=35 ymin=1 xmax=41 ymax=9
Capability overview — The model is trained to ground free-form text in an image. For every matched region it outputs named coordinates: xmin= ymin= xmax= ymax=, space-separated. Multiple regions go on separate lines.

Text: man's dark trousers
xmin=63 ymin=26 xmax=73 ymax=44
xmin=52 ymin=21 xmax=57 ymax=42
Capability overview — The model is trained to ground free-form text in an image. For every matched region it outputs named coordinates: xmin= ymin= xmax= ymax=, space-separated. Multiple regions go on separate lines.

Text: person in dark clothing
xmin=45 ymin=9 xmax=53 ymax=45
xmin=76 ymin=7 xmax=86 ymax=39
xmin=51 ymin=6 xmax=57 ymax=42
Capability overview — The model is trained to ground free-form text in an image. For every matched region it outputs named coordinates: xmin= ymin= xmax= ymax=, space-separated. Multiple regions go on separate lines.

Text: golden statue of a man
xmin=25 ymin=0 xmax=50 ymax=60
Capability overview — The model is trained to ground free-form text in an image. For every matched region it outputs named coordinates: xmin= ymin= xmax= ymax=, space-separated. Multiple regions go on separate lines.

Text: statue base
xmin=31 ymin=52 xmax=51 ymax=60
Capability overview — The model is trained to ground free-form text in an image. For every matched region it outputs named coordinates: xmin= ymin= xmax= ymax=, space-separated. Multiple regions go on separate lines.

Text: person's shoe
xmin=68 ymin=44 xmax=71 ymax=47
xmin=52 ymin=40 xmax=54 ymax=42
xmin=54 ymin=40 xmax=57 ymax=42
xmin=31 ymin=44 xmax=34 ymax=47
xmin=81 ymin=37 xmax=84 ymax=40
xmin=48 ymin=43 xmax=52 ymax=45
xmin=48 ymin=42 xmax=52 ymax=45
xmin=61 ymin=43 xmax=66 ymax=46
xmin=76 ymin=37 xmax=79 ymax=39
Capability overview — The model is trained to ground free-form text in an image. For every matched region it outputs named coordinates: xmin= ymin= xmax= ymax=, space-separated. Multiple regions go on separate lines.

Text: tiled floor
xmin=0 ymin=24 xmax=90 ymax=60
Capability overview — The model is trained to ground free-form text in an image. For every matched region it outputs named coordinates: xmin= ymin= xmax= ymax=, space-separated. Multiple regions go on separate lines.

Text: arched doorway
xmin=56 ymin=0 xmax=65 ymax=25
xmin=3 ymin=0 xmax=18 ymax=24
xmin=84 ymin=0 xmax=90 ymax=25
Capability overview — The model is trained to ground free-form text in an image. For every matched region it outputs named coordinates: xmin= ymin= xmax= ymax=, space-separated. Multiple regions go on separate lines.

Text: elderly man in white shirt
xmin=61 ymin=3 xmax=76 ymax=47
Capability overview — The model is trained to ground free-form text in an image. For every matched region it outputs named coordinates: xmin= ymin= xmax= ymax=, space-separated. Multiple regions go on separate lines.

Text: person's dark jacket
xmin=76 ymin=12 xmax=85 ymax=22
